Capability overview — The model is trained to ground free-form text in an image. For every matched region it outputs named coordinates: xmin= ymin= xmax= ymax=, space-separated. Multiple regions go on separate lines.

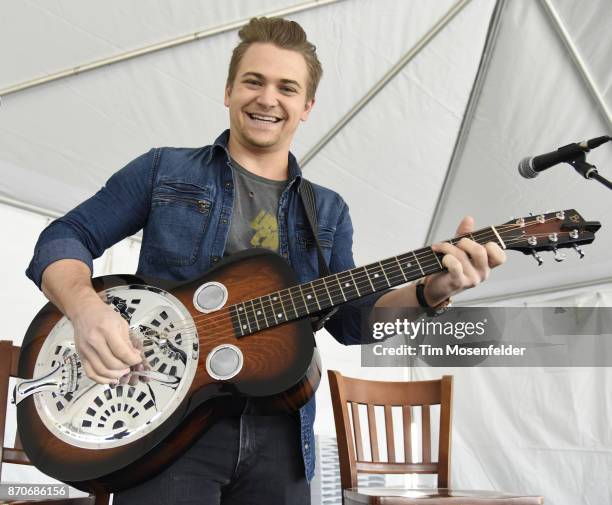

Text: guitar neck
xmin=229 ymin=225 xmax=504 ymax=336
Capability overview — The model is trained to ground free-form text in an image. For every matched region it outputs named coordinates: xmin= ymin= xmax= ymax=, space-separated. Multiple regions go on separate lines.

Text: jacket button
xmin=225 ymin=182 xmax=232 ymax=189
xmin=222 ymin=218 xmax=228 ymax=224
xmin=304 ymin=443 xmax=309 ymax=450
xmin=212 ymin=256 xmax=220 ymax=263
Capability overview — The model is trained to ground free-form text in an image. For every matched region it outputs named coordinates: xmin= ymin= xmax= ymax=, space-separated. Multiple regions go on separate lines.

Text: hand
xmin=424 ymin=216 xmax=506 ymax=305
xmin=70 ymin=295 xmax=143 ymax=384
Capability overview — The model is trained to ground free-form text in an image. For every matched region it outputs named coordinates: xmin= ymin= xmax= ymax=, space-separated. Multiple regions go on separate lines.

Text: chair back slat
xmin=421 ymin=404 xmax=431 ymax=464
xmin=402 ymin=405 xmax=412 ymax=464
xmin=383 ymin=405 xmax=396 ymax=463
xmin=366 ymin=404 xmax=379 ymax=462
xmin=328 ymin=370 xmax=453 ymax=490
xmin=350 ymin=402 xmax=364 ymax=461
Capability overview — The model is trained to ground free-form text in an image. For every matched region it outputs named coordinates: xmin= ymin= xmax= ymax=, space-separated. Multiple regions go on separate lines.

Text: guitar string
xmin=133 ymin=219 xmax=562 ymax=337
xmin=128 ymin=223 xmax=574 ymax=350
xmin=127 ymin=226 xmax=505 ymax=340
xmin=128 ymin=222 xmax=570 ymax=344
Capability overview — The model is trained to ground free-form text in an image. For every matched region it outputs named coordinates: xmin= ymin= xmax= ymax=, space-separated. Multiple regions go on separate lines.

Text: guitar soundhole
xmin=193 ymin=282 xmax=228 ymax=313
xmin=206 ymin=345 xmax=243 ymax=381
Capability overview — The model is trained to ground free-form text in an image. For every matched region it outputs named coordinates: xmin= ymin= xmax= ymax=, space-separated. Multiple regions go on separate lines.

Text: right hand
xmin=70 ymin=296 xmax=143 ymax=384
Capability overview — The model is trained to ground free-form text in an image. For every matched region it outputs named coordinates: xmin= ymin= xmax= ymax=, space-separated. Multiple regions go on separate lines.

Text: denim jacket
xmin=26 ymin=130 xmax=386 ymax=481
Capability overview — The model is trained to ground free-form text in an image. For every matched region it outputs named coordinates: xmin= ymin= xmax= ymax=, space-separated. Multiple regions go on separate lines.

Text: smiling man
xmin=26 ymin=17 xmax=504 ymax=505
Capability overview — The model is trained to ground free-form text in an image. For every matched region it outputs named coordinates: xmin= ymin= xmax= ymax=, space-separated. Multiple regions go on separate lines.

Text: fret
xmin=229 ymin=305 xmax=244 ymax=337
xmin=412 ymin=251 xmax=425 ymax=276
xmin=244 ymin=301 xmax=258 ymax=333
xmin=490 ymin=225 xmax=506 ymax=249
xmin=237 ymin=302 xmax=251 ymax=334
xmin=348 ymin=269 xmax=362 ymax=296
xmin=313 ymin=278 xmax=333 ymax=307
xmin=301 ymin=282 xmax=321 ymax=311
xmin=352 ymin=266 xmax=374 ymax=295
xmin=394 ymin=256 xmax=408 ymax=282
xmin=378 ymin=261 xmax=391 ymax=287
xmin=331 ymin=274 xmax=347 ymax=302
xmin=432 ymin=247 xmax=443 ymax=269
xmin=249 ymin=299 xmax=261 ymax=331
xmin=268 ymin=293 xmax=286 ymax=324
xmin=337 ymin=271 xmax=360 ymax=299
xmin=293 ymin=285 xmax=308 ymax=317
xmin=286 ymin=287 xmax=300 ymax=319
xmin=397 ymin=254 xmax=419 ymax=280
xmin=366 ymin=263 xmax=389 ymax=291
xmin=257 ymin=296 xmax=270 ymax=328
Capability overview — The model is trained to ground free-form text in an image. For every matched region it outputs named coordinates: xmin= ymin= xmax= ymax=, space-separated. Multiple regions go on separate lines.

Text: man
xmin=26 ymin=17 xmax=505 ymax=505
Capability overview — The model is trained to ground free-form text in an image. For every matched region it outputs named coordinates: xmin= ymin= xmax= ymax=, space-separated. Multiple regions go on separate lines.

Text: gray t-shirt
xmin=224 ymin=158 xmax=288 ymax=256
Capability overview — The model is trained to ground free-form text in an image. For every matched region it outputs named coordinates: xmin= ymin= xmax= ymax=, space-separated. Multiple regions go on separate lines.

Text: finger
xmin=82 ymin=359 xmax=116 ymax=385
xmin=90 ymin=336 xmax=136 ymax=370
xmin=440 ymin=254 xmax=464 ymax=284
xmin=106 ymin=328 xmax=143 ymax=367
xmin=434 ymin=242 xmax=479 ymax=287
xmin=455 ymin=216 xmax=474 ymax=237
xmin=485 ymin=242 xmax=507 ymax=268
xmin=456 ymin=238 xmax=489 ymax=277
xmin=80 ymin=341 xmax=129 ymax=380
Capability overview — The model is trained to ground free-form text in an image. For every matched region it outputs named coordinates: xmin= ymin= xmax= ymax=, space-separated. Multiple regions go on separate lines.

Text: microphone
xmin=518 ymin=135 xmax=611 ymax=178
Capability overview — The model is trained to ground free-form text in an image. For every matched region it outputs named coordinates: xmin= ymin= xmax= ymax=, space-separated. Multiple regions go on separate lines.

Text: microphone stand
xmin=569 ymin=152 xmax=612 ymax=191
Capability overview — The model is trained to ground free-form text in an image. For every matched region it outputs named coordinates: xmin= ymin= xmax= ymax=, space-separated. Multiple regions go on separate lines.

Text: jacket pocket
xmin=144 ymin=180 xmax=213 ymax=266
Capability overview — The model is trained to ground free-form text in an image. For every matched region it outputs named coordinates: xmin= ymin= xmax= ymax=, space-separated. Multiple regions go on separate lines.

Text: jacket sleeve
xmin=26 ymin=149 xmax=157 ymax=289
xmin=323 ymin=198 xmax=390 ymax=345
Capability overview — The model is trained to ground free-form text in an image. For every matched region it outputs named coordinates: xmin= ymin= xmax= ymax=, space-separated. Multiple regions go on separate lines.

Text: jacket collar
xmin=208 ymin=129 xmax=302 ymax=184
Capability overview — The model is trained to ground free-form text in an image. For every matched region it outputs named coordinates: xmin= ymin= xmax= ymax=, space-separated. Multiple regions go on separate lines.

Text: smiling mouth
xmin=246 ymin=112 xmax=283 ymax=124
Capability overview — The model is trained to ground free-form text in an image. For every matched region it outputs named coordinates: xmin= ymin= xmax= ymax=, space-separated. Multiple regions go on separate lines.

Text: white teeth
xmin=249 ymin=113 xmax=280 ymax=123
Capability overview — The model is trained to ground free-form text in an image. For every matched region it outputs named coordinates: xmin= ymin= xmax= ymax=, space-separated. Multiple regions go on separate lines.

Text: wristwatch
xmin=416 ymin=281 xmax=452 ymax=317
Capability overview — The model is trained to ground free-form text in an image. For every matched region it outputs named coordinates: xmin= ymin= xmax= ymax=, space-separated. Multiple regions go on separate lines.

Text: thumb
xmin=455 ymin=215 xmax=474 ymax=237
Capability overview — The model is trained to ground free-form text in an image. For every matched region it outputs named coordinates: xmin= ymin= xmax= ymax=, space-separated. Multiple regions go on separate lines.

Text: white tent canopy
xmin=1 ymin=1 xmax=611 ymax=504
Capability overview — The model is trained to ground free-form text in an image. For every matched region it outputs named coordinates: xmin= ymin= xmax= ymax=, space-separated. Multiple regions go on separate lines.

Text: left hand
xmin=423 ymin=216 xmax=506 ymax=305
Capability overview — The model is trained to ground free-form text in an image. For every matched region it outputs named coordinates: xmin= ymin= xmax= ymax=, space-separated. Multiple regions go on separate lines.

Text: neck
xmin=227 ymin=132 xmax=290 ymax=181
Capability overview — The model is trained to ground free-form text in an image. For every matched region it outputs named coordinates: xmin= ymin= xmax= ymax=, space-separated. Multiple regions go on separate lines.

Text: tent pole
xmin=539 ymin=0 xmax=612 ymax=132
xmin=299 ymin=0 xmax=472 ymax=168
xmin=0 ymin=0 xmax=342 ymax=98
xmin=424 ymin=0 xmax=507 ymax=246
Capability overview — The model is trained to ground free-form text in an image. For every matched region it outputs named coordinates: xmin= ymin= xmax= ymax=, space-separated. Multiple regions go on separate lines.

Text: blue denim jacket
xmin=26 ymin=130 xmax=386 ymax=481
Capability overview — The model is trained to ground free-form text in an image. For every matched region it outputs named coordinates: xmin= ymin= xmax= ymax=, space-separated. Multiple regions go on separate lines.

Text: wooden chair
xmin=328 ymin=370 xmax=543 ymax=505
xmin=0 ymin=340 xmax=109 ymax=505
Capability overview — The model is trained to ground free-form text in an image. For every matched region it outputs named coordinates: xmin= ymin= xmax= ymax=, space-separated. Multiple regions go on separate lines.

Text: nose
xmin=256 ymin=85 xmax=278 ymax=108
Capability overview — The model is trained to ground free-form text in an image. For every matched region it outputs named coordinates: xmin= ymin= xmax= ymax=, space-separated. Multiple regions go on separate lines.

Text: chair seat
xmin=344 ymin=487 xmax=544 ymax=505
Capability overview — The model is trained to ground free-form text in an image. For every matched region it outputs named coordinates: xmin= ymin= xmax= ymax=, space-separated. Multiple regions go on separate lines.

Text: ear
xmin=224 ymin=84 xmax=232 ymax=107
xmin=300 ymin=97 xmax=316 ymax=121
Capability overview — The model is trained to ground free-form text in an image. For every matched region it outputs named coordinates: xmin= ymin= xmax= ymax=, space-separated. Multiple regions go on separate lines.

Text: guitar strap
xmin=298 ymin=178 xmax=340 ymax=331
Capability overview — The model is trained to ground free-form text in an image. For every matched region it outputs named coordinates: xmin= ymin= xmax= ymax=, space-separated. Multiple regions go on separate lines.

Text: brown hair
xmin=227 ymin=17 xmax=323 ymax=102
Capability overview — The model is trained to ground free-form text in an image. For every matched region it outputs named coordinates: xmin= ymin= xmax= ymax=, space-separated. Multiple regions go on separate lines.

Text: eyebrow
xmin=241 ymin=72 xmax=302 ymax=89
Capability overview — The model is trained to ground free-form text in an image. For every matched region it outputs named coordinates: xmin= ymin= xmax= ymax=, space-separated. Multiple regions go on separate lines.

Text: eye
xmin=280 ymin=86 xmax=297 ymax=94
xmin=244 ymin=79 xmax=261 ymax=86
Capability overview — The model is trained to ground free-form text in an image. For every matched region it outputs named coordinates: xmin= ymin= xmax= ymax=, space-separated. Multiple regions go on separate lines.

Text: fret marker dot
xmin=242 ymin=324 xmax=247 ymax=329
xmin=345 ymin=283 xmax=350 ymax=287
xmin=277 ymin=314 xmax=283 ymax=319
xmin=374 ymin=273 xmax=379 ymax=278
xmin=238 ymin=307 xmax=243 ymax=311
xmin=256 ymin=310 xmax=261 ymax=315
xmin=273 ymin=297 xmax=278 ymax=301
xmin=306 ymin=294 xmax=312 ymax=299
xmin=406 ymin=263 xmax=412 ymax=267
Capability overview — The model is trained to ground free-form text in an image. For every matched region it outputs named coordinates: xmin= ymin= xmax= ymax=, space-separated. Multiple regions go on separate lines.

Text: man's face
xmin=224 ymin=43 xmax=315 ymax=152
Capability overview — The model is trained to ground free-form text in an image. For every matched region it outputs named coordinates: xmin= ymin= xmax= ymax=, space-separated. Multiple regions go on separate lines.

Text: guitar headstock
xmin=497 ymin=209 xmax=601 ymax=263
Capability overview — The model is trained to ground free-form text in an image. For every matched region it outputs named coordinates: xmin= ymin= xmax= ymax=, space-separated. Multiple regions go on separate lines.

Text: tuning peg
xmin=573 ymin=244 xmax=585 ymax=259
xmin=552 ymin=247 xmax=566 ymax=262
xmin=531 ymin=250 xmax=543 ymax=266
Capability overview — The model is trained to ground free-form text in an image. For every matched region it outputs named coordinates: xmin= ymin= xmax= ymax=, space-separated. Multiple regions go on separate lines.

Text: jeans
xmin=113 ymin=403 xmax=310 ymax=505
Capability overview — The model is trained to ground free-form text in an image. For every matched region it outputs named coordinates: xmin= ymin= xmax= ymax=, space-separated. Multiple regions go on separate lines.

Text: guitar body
xmin=17 ymin=249 xmax=321 ymax=493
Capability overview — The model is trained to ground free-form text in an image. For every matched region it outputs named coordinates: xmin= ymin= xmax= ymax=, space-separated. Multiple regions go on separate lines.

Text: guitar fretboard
xmin=229 ymin=226 xmax=503 ymax=336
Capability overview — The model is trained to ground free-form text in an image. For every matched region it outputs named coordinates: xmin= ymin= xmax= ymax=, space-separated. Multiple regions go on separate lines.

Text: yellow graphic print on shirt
xmin=250 ymin=210 xmax=279 ymax=252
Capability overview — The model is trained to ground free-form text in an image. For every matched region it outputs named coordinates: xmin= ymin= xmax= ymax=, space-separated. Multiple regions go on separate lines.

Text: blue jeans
xmin=113 ymin=405 xmax=310 ymax=505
